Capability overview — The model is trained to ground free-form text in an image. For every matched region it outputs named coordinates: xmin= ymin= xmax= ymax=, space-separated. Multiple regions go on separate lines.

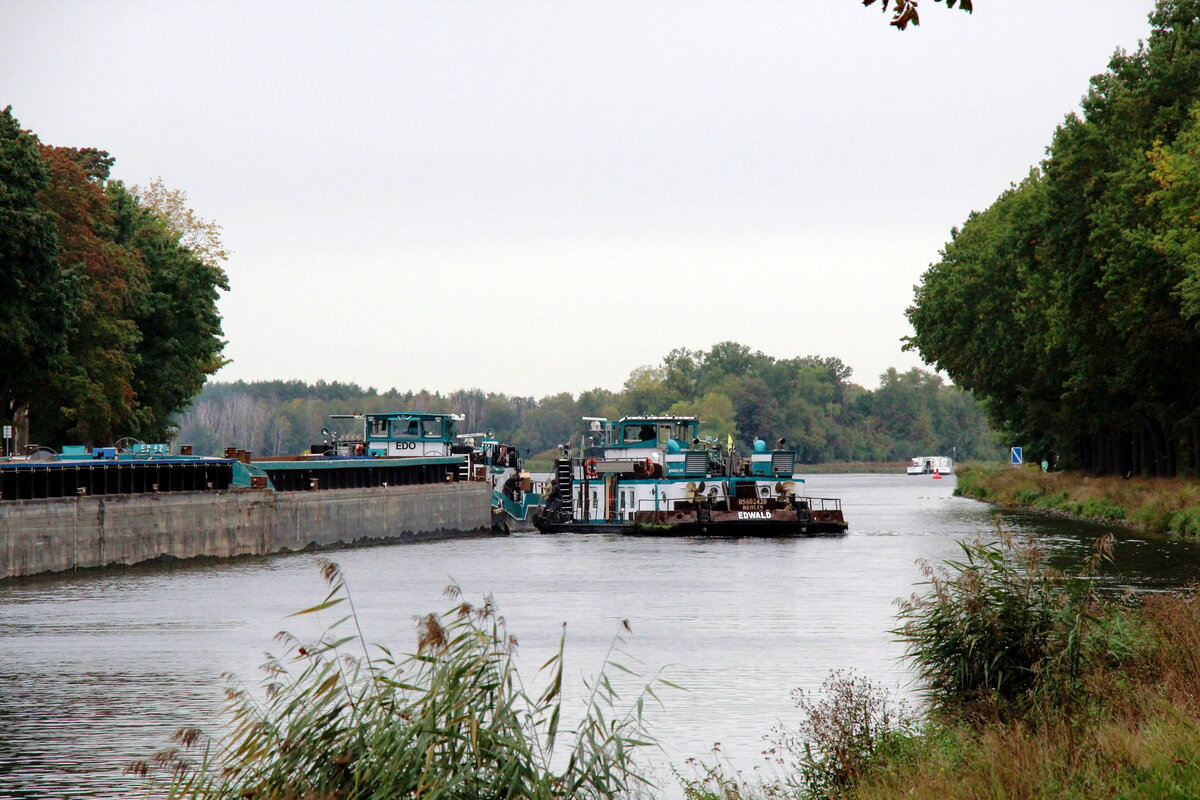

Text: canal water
xmin=3 ymin=474 xmax=1200 ymax=798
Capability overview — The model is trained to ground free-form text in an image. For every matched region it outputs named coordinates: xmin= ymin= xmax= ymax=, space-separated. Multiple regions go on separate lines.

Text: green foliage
xmin=676 ymin=537 xmax=1200 ymax=800
xmin=0 ymin=106 xmax=70 ymax=437
xmin=894 ymin=528 xmax=1115 ymax=719
xmin=1166 ymin=506 xmax=1200 ymax=536
xmin=1074 ymin=498 xmax=1127 ymax=522
xmin=177 ymin=344 xmax=1001 ymax=462
xmin=1011 ymin=486 xmax=1045 ymax=506
xmin=110 ymin=181 xmax=229 ymax=441
xmin=846 ymin=583 xmax=1200 ymax=800
xmin=907 ymin=0 xmax=1200 ymax=477
xmin=955 ymin=463 xmax=1200 ymax=538
xmin=0 ymin=107 xmax=227 ymax=447
xmin=132 ymin=561 xmax=668 ymax=799
xmin=30 ymin=145 xmax=145 ymax=445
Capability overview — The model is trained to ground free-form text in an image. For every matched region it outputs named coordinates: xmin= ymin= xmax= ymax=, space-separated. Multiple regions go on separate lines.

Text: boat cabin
xmin=319 ymin=411 xmax=463 ymax=458
xmin=581 ymin=416 xmax=720 ymax=478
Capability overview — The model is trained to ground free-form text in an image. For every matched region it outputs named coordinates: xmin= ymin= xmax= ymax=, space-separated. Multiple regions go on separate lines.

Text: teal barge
xmin=241 ymin=411 xmax=543 ymax=527
xmin=0 ymin=444 xmax=235 ymax=501
xmin=533 ymin=416 xmax=848 ymax=537
xmin=233 ymin=455 xmax=464 ymax=492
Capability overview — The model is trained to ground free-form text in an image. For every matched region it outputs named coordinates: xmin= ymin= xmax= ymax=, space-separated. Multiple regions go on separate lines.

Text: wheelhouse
xmin=321 ymin=412 xmax=462 ymax=458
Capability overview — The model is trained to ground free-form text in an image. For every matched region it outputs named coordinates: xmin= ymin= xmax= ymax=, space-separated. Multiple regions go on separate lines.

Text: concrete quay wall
xmin=0 ymin=482 xmax=492 ymax=580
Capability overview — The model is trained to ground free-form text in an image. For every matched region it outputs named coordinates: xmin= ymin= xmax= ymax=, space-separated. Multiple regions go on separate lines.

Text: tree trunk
xmin=14 ymin=405 xmax=29 ymax=456
xmin=1098 ymin=431 xmax=1110 ymax=475
xmin=1192 ymin=426 xmax=1200 ymax=476
xmin=1140 ymin=415 xmax=1174 ymax=478
xmin=1117 ymin=430 xmax=1133 ymax=477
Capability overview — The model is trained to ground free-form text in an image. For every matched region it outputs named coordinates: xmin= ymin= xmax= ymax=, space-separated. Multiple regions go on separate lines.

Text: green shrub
xmin=1079 ymin=498 xmax=1126 ymax=521
xmin=893 ymin=527 xmax=1114 ymax=719
xmin=679 ymin=671 xmax=916 ymax=800
xmin=130 ymin=560 xmax=669 ymax=800
xmin=1013 ymin=487 xmax=1045 ymax=506
xmin=1130 ymin=502 xmax=1173 ymax=531
xmin=1034 ymin=491 xmax=1069 ymax=510
xmin=1166 ymin=506 xmax=1200 ymax=537
xmin=951 ymin=469 xmax=990 ymax=499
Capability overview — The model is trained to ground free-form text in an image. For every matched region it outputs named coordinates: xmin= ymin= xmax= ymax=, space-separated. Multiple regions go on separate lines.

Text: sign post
xmin=2 ymin=424 xmax=11 ymax=458
xmin=1010 ymin=446 xmax=1023 ymax=467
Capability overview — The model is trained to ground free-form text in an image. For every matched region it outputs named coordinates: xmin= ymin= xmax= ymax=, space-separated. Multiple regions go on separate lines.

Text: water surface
xmin=2 ymin=474 xmax=1197 ymax=797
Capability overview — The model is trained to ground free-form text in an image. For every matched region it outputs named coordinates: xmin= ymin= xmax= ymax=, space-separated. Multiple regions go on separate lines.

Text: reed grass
xmin=893 ymin=527 xmax=1119 ymax=720
xmin=130 ymin=559 xmax=673 ymax=799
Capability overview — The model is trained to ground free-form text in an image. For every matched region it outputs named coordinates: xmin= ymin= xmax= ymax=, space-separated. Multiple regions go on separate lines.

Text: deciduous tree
xmin=0 ymin=107 xmax=69 ymax=450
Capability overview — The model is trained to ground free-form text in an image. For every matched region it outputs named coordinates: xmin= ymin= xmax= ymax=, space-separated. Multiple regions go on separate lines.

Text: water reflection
xmin=1 ymin=474 xmax=1198 ymax=798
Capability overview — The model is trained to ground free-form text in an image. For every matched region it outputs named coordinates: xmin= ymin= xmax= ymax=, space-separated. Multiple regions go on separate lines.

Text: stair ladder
xmin=554 ymin=458 xmax=574 ymax=519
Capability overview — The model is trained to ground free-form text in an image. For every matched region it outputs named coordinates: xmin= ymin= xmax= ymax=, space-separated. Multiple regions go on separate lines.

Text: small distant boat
xmin=906 ymin=456 xmax=954 ymax=476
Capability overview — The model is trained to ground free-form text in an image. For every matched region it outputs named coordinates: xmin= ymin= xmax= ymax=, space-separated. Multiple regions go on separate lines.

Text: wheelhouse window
xmin=370 ymin=418 xmax=389 ymax=438
xmin=623 ymin=424 xmax=657 ymax=444
xmin=422 ymin=418 xmax=443 ymax=438
xmin=392 ymin=419 xmax=420 ymax=438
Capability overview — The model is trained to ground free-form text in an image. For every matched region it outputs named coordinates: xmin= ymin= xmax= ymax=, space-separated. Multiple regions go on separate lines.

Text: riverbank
xmin=681 ymin=531 xmax=1200 ymax=800
xmin=954 ymin=462 xmax=1200 ymax=538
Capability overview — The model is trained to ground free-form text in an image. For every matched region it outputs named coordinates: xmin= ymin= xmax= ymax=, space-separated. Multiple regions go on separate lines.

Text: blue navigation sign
xmin=1010 ymin=446 xmax=1023 ymax=465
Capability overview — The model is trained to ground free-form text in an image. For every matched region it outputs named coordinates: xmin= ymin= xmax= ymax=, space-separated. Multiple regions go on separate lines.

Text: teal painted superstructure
xmin=535 ymin=415 xmax=846 ymax=536
xmin=314 ymin=412 xmax=543 ymax=525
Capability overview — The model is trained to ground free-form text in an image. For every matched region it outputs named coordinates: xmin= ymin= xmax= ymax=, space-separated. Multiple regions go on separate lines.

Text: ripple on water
xmin=2 ymin=474 xmax=1199 ymax=798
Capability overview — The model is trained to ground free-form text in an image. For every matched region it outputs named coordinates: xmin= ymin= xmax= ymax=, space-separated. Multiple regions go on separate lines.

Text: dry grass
xmin=682 ymin=534 xmax=1200 ymax=800
xmin=851 ymin=583 xmax=1200 ymax=800
xmin=955 ymin=463 xmax=1200 ymax=537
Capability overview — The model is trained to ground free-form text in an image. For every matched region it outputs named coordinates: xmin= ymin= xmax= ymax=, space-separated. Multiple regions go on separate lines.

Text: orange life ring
xmin=643 ymin=457 xmax=654 ymax=476
xmin=584 ymin=458 xmax=598 ymax=479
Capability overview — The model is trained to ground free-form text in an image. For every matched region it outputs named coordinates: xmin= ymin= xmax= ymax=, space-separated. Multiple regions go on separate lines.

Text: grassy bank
xmin=685 ymin=532 xmax=1200 ymax=800
xmin=955 ymin=462 xmax=1200 ymax=538
xmin=847 ymin=535 xmax=1200 ymax=800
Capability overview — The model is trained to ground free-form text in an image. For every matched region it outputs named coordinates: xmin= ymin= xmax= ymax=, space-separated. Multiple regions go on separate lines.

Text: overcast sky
xmin=3 ymin=0 xmax=1157 ymax=397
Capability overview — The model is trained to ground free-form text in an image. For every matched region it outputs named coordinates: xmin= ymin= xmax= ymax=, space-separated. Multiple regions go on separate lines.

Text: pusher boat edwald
xmin=532 ymin=415 xmax=848 ymax=537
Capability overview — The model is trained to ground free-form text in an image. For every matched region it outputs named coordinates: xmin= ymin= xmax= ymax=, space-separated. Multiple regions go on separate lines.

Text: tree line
xmin=0 ymin=107 xmax=228 ymax=451
xmin=906 ymin=0 xmax=1200 ymax=477
xmin=175 ymin=343 xmax=1001 ymax=464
